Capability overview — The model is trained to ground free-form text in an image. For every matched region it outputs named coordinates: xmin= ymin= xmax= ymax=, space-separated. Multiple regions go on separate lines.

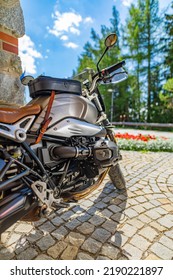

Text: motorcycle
xmin=0 ymin=33 xmax=128 ymax=234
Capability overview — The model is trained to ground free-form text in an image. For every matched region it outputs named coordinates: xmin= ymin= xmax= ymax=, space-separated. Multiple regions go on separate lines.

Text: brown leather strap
xmin=35 ymin=91 xmax=55 ymax=144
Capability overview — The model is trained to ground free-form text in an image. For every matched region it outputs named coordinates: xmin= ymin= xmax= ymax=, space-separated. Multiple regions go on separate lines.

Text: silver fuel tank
xmin=30 ymin=94 xmax=98 ymax=134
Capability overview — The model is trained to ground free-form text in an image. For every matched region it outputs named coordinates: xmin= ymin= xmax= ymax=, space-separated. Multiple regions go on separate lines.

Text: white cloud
xmin=48 ymin=11 xmax=82 ymax=37
xmin=19 ymin=35 xmax=42 ymax=75
xmin=122 ymin=0 xmax=134 ymax=6
xmin=60 ymin=35 xmax=68 ymax=41
xmin=84 ymin=17 xmax=93 ymax=24
xmin=48 ymin=6 xmax=94 ymax=49
xmin=69 ymin=26 xmax=80 ymax=35
xmin=64 ymin=42 xmax=79 ymax=49
xmin=114 ymin=0 xmax=134 ymax=6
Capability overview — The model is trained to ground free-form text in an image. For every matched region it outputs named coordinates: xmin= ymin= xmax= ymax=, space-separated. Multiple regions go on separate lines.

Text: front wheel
xmin=108 ymin=163 xmax=126 ymax=190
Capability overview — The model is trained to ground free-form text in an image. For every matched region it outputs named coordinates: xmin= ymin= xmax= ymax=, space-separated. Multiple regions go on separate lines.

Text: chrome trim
xmin=45 ymin=118 xmax=103 ymax=138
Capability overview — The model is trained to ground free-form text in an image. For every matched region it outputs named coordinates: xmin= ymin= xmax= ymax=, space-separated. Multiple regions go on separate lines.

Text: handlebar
xmin=102 ymin=60 xmax=126 ymax=76
xmin=89 ymin=60 xmax=126 ymax=94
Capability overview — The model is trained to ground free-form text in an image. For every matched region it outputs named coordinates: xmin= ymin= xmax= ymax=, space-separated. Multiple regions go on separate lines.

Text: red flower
xmin=115 ymin=132 xmax=159 ymax=142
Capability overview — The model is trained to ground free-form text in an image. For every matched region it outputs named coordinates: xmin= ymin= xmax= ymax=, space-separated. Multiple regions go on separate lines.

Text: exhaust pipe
xmin=0 ymin=187 xmax=38 ymax=234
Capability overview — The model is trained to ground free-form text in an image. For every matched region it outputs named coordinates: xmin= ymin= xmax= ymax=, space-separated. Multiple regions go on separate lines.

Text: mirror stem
xmin=96 ymin=46 xmax=109 ymax=74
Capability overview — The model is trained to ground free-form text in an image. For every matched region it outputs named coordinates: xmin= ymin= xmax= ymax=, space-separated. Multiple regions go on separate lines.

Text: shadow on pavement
xmin=0 ymin=176 xmax=128 ymax=260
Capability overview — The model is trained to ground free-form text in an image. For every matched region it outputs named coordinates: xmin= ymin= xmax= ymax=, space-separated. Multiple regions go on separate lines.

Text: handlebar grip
xmin=103 ymin=60 xmax=126 ymax=75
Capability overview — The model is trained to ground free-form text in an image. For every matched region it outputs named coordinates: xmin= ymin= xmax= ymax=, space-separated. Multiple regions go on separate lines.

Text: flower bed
xmin=115 ymin=132 xmax=173 ymax=152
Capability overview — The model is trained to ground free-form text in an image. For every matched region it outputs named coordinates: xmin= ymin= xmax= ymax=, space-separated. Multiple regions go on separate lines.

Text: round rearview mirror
xmin=105 ymin=33 xmax=117 ymax=48
xmin=21 ymin=75 xmax=34 ymax=85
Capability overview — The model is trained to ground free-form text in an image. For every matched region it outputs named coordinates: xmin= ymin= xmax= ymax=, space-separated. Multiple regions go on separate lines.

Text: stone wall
xmin=0 ymin=0 xmax=25 ymax=104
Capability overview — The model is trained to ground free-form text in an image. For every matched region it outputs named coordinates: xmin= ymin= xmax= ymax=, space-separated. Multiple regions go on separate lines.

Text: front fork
xmin=103 ymin=118 xmax=122 ymax=161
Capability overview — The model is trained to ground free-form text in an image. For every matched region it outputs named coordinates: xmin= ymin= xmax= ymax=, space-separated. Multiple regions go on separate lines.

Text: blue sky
xmin=19 ymin=0 xmax=172 ymax=81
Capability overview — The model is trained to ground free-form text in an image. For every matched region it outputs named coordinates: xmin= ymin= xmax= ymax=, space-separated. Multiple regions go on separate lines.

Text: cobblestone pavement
xmin=0 ymin=151 xmax=173 ymax=260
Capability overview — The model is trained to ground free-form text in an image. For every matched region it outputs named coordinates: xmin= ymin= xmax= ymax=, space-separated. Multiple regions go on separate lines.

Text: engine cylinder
xmin=50 ymin=145 xmax=91 ymax=159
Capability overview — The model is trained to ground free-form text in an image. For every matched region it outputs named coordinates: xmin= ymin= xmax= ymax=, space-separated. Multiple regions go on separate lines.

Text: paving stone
xmin=120 ymin=224 xmax=138 ymax=237
xmin=91 ymin=228 xmax=111 ymax=243
xmin=72 ymin=205 xmax=85 ymax=214
xmin=150 ymin=242 xmax=173 ymax=260
xmin=138 ymin=214 xmax=152 ymax=224
xmin=139 ymin=226 xmax=158 ymax=241
xmin=127 ymin=198 xmax=139 ymax=205
xmin=86 ymin=206 xmax=97 ymax=215
xmin=81 ymin=238 xmax=102 ymax=254
xmin=135 ymin=196 xmax=147 ymax=203
xmin=132 ymin=205 xmax=145 ymax=214
xmin=36 ymin=235 xmax=55 ymax=251
xmin=17 ymin=247 xmax=38 ymax=260
xmin=95 ymin=201 xmax=107 ymax=209
xmin=35 ymin=254 xmax=53 ymax=260
xmin=108 ymin=205 xmax=122 ymax=213
xmin=51 ymin=216 xmax=64 ymax=226
xmin=144 ymin=253 xmax=160 ymax=260
xmin=65 ymin=218 xmax=81 ymax=230
xmin=142 ymin=202 xmax=155 ymax=210
xmin=96 ymin=255 xmax=111 ymax=260
xmin=51 ymin=226 xmax=68 ymax=241
xmin=89 ymin=215 xmax=105 ymax=226
xmin=34 ymin=218 xmax=47 ymax=227
xmin=128 ymin=219 xmax=144 ymax=229
xmin=15 ymin=239 xmax=29 ymax=254
xmin=155 ymin=207 xmax=167 ymax=215
xmin=158 ymin=236 xmax=173 ymax=251
xmin=145 ymin=209 xmax=161 ymax=220
xmin=61 ymin=245 xmax=78 ymax=260
xmin=0 ymin=248 xmax=15 ymax=260
xmin=61 ymin=210 xmax=74 ymax=221
xmin=150 ymin=200 xmax=161 ymax=206
xmin=102 ymin=196 xmax=112 ymax=203
xmin=102 ymin=220 xmax=118 ymax=234
xmin=77 ymin=213 xmax=91 ymax=222
xmin=118 ymin=255 xmax=129 ymax=260
xmin=80 ymin=200 xmax=94 ymax=208
xmin=39 ymin=221 xmax=56 ymax=233
xmin=77 ymin=252 xmax=94 ymax=260
xmin=150 ymin=221 xmax=166 ymax=232
xmin=15 ymin=223 xmax=33 ymax=233
xmin=165 ymin=230 xmax=173 ymax=238
xmin=130 ymin=234 xmax=150 ymax=251
xmin=77 ymin=222 xmax=95 ymax=235
xmin=112 ymin=198 xmax=123 ymax=205
xmin=47 ymin=241 xmax=67 ymax=259
xmin=123 ymin=243 xmax=143 ymax=260
xmin=101 ymin=209 xmax=113 ymax=218
xmin=110 ymin=232 xmax=128 ymax=247
xmin=26 ymin=230 xmax=43 ymax=243
xmin=111 ymin=212 xmax=126 ymax=223
xmin=158 ymin=216 xmax=173 ymax=228
xmin=100 ymin=244 xmax=120 ymax=259
xmin=158 ymin=198 xmax=171 ymax=204
xmin=65 ymin=232 xmax=85 ymax=247
xmin=6 ymin=233 xmax=22 ymax=246
xmin=0 ymin=232 xmax=9 ymax=243
xmin=125 ymin=208 xmax=138 ymax=218
xmin=161 ymin=204 xmax=173 ymax=212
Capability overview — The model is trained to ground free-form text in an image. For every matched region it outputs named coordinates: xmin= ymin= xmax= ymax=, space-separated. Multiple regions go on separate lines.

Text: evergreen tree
xmin=124 ymin=0 xmax=163 ymax=122
xmin=75 ymin=6 xmax=130 ymax=121
xmin=165 ymin=1 xmax=173 ymax=78
xmin=123 ymin=2 xmax=145 ymax=120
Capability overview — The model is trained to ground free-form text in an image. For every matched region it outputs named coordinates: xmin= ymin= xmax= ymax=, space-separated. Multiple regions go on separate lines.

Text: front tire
xmin=108 ymin=163 xmax=126 ymax=190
